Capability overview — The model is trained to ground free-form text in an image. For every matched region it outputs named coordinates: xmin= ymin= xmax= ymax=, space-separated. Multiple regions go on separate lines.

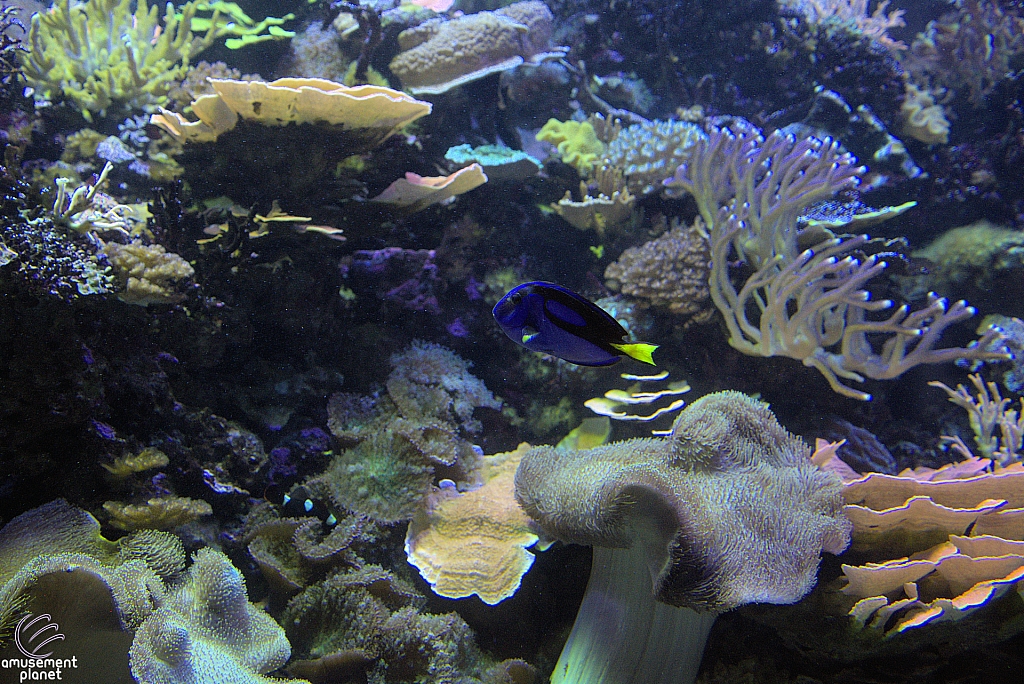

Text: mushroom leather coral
xmin=130 ymin=548 xmax=305 ymax=684
xmin=515 ymin=390 xmax=851 ymax=611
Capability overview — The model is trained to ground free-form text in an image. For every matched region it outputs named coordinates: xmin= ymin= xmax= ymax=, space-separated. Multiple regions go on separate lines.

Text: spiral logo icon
xmin=14 ymin=613 xmax=64 ymax=659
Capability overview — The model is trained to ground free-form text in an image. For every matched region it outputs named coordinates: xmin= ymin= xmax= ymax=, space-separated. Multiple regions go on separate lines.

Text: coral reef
xmin=906 ymin=0 xmax=1024 ymax=107
xmin=0 ymin=501 xmax=302 ymax=682
xmin=152 ymin=77 xmax=430 ymax=145
xmin=310 ymin=342 xmax=500 ymax=522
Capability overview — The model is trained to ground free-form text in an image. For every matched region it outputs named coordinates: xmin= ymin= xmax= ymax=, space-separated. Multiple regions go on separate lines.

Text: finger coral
xmin=21 ymin=0 xmax=220 ymax=120
xmin=514 ymin=391 xmax=850 ymax=684
xmin=665 ymin=121 xmax=1008 ymax=400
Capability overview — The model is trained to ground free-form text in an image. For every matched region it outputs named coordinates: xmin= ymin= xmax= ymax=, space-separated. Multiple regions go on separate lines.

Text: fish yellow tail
xmin=610 ymin=342 xmax=658 ymax=365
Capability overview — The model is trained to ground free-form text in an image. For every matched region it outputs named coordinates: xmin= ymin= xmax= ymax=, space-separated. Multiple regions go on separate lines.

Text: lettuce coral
xmin=536 ymin=119 xmax=606 ymax=175
xmin=405 ymin=444 xmax=544 ymax=605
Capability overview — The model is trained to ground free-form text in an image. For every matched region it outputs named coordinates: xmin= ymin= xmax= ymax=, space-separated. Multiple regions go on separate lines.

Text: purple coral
xmin=342 ymin=248 xmax=442 ymax=314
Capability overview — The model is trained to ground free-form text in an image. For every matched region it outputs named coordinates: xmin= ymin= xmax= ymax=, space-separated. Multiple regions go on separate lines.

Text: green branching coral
xmin=23 ymin=0 xmax=219 ymax=120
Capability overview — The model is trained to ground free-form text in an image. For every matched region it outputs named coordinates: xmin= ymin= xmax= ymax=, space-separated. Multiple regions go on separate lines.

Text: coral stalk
xmin=552 ymin=546 xmax=716 ymax=684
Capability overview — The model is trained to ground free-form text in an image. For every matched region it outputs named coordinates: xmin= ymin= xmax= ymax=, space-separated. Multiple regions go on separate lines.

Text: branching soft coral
xmin=22 ymin=0 xmax=220 ymax=119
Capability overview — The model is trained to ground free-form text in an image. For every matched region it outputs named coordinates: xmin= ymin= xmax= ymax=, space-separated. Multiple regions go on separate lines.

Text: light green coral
xmin=23 ymin=0 xmax=220 ymax=119
xmin=21 ymin=0 xmax=294 ymax=121
xmin=536 ymin=119 xmax=606 ymax=175
xmin=183 ymin=2 xmax=295 ymax=50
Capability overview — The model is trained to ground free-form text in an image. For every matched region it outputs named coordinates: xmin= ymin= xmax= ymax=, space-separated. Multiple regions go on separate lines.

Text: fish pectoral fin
xmin=610 ymin=342 xmax=658 ymax=366
xmin=522 ymin=332 xmax=539 ymax=344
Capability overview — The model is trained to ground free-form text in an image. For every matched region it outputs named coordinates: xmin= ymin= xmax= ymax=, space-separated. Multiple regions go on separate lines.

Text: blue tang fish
xmin=492 ymin=281 xmax=658 ymax=366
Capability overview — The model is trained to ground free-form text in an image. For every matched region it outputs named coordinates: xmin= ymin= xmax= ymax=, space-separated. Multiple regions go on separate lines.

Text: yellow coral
xmin=901 ymin=84 xmax=950 ymax=145
xmin=104 ymin=496 xmax=213 ymax=531
xmin=22 ymin=0 xmax=220 ymax=120
xmin=102 ymin=242 xmax=195 ymax=306
xmin=405 ymin=443 xmax=544 ymax=605
xmin=151 ymin=77 xmax=432 ymax=145
xmin=536 ymin=119 xmax=606 ymax=175
xmin=102 ymin=447 xmax=170 ymax=478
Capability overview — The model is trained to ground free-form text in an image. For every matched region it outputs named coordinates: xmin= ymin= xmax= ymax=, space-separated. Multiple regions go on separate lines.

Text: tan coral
xmin=604 ymin=216 xmax=711 ymax=314
xmin=371 ymin=163 xmax=488 ymax=214
xmin=151 ymin=77 xmax=432 ymax=145
xmin=839 ymin=455 xmax=1024 ymax=637
xmin=405 ymin=443 xmax=544 ymax=605
xmin=389 ymin=1 xmax=564 ymax=95
xmin=102 ymin=447 xmax=169 ymax=478
xmin=102 ymin=241 xmax=195 ymax=306
xmin=843 ymin=467 xmax=1024 ymax=512
xmin=901 ymin=83 xmax=950 ymax=145
xmin=104 ymin=496 xmax=213 ymax=531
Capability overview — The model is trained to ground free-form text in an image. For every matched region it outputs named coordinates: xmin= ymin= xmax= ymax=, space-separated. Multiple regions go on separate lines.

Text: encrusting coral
xmin=102 ymin=241 xmax=195 ymax=306
xmin=405 ymin=443 xmax=546 ymax=605
xmin=604 ymin=216 xmax=711 ymax=316
xmin=102 ymin=447 xmax=171 ymax=478
xmin=103 ymin=496 xmax=214 ymax=531
xmin=389 ymin=1 xmax=565 ymax=95
xmin=514 ymin=390 xmax=851 ymax=684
